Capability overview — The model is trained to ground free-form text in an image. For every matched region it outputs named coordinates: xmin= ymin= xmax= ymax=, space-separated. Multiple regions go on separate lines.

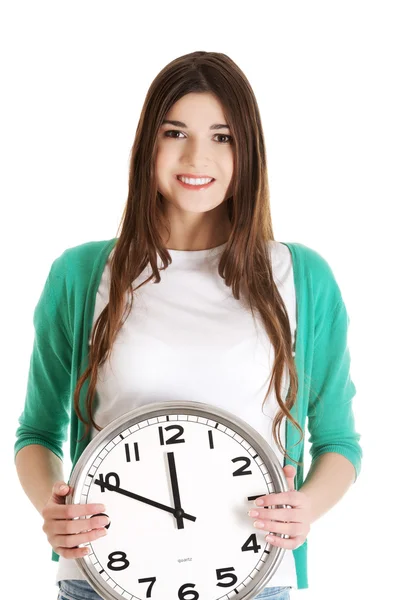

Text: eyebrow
xmin=161 ymin=119 xmax=230 ymax=131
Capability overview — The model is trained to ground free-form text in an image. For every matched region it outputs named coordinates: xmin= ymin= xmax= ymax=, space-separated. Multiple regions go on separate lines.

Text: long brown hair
xmin=74 ymin=50 xmax=304 ymax=465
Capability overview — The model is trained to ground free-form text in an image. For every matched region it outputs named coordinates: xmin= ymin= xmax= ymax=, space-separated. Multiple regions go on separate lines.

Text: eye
xmin=163 ymin=130 xmax=233 ymax=144
xmin=164 ymin=130 xmax=185 ymax=139
xmin=215 ymin=134 xmax=233 ymax=144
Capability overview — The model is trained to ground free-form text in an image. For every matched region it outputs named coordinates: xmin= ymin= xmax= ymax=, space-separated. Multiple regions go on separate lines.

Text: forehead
xmin=163 ymin=93 xmax=230 ymax=130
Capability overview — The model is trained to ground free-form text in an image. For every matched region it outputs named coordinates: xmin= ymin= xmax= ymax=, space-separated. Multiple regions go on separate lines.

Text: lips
xmin=176 ymin=176 xmax=216 ymax=190
xmin=176 ymin=174 xmax=215 ymax=180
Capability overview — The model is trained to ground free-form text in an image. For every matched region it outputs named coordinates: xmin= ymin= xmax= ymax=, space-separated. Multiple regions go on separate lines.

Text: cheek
xmin=220 ymin=154 xmax=234 ymax=179
xmin=154 ymin=154 xmax=173 ymax=195
xmin=155 ymin=147 xmax=175 ymax=176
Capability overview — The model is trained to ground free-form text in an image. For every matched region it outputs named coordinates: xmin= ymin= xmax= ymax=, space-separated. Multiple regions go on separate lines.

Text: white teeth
xmin=178 ymin=176 xmax=213 ymax=185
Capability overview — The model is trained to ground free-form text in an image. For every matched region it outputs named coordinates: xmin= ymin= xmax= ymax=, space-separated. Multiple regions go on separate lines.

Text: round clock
xmin=66 ymin=400 xmax=292 ymax=600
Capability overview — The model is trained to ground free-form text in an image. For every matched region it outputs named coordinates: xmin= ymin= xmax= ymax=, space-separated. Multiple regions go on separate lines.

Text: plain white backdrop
xmin=2 ymin=1 xmax=399 ymax=598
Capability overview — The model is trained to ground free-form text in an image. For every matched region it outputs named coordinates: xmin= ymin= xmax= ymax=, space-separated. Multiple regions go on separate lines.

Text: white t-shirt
xmin=56 ymin=240 xmax=298 ymax=590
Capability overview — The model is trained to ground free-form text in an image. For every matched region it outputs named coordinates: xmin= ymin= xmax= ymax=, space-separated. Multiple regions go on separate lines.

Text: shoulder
xmin=280 ymin=241 xmax=339 ymax=282
xmin=278 ymin=241 xmax=345 ymax=308
xmin=59 ymin=238 xmax=116 ymax=264
xmin=49 ymin=238 xmax=117 ymax=279
xmin=279 ymin=241 xmax=334 ymax=276
xmin=276 ymin=242 xmax=343 ymax=313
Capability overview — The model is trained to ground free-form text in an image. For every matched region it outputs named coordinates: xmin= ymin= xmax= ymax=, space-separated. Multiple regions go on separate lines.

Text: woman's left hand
xmin=248 ymin=465 xmax=312 ymax=550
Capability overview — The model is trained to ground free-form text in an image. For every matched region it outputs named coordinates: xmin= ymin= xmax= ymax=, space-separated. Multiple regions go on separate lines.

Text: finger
xmin=51 ymin=481 xmax=72 ymax=505
xmin=55 ymin=545 xmax=91 ymax=560
xmin=249 ymin=507 xmax=301 ymax=522
xmin=55 ymin=526 xmax=108 ymax=549
xmin=254 ymin=491 xmax=298 ymax=507
xmin=55 ymin=514 xmax=110 ymax=535
xmin=48 ymin=502 xmax=106 ymax=520
xmin=266 ymin=533 xmax=305 ymax=550
xmin=282 ymin=465 xmax=297 ymax=491
xmin=253 ymin=519 xmax=304 ymax=537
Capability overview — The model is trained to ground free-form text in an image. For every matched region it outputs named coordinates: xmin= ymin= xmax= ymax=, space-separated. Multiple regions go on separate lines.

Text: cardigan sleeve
xmin=14 ymin=256 xmax=72 ymax=463
xmin=307 ymin=297 xmax=363 ymax=482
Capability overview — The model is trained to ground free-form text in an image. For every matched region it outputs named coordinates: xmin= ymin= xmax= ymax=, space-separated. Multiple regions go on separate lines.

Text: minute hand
xmin=93 ymin=479 xmax=196 ymax=522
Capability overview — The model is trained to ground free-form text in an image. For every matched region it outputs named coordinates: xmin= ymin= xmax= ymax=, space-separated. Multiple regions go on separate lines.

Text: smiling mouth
xmin=175 ymin=176 xmax=216 ymax=190
xmin=175 ymin=175 xmax=215 ymax=191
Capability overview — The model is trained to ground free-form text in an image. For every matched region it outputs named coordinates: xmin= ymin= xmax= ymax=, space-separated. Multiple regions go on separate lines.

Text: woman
xmin=14 ymin=51 xmax=362 ymax=600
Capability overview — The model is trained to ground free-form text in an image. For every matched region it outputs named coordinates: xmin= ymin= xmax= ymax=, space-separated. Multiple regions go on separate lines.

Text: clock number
xmin=158 ymin=425 xmax=185 ymax=445
xmin=138 ymin=576 xmax=156 ymax=598
xmin=241 ymin=533 xmax=262 ymax=554
xmin=97 ymin=472 xmax=120 ymax=492
xmin=216 ymin=567 xmax=238 ymax=587
xmin=232 ymin=456 xmax=252 ymax=477
xmin=208 ymin=430 xmax=214 ymax=449
xmin=107 ymin=550 xmax=130 ymax=571
xmin=125 ymin=442 xmax=140 ymax=462
xmin=178 ymin=583 xmax=199 ymax=600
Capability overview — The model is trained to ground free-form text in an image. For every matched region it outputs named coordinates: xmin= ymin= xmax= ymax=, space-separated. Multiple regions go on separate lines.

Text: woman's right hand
xmin=41 ymin=480 xmax=109 ymax=559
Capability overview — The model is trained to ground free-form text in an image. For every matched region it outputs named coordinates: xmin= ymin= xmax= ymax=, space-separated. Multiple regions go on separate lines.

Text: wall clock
xmin=67 ymin=400 xmax=292 ymax=600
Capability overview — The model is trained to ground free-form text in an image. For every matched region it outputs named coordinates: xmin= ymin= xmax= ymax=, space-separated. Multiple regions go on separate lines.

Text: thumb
xmin=283 ymin=465 xmax=297 ymax=491
xmin=52 ymin=481 xmax=71 ymax=505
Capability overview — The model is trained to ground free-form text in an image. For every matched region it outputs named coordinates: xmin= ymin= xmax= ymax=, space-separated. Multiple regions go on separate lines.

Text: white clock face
xmin=73 ymin=409 xmax=285 ymax=600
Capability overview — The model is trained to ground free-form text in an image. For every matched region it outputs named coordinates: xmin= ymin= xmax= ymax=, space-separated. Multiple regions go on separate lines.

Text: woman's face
xmin=155 ymin=92 xmax=234 ymax=216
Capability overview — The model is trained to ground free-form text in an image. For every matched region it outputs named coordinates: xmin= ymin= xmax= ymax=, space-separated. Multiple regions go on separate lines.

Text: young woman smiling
xmin=15 ymin=51 xmax=362 ymax=600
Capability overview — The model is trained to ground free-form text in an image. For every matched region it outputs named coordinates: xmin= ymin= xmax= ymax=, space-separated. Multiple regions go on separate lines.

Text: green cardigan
xmin=14 ymin=238 xmax=362 ymax=590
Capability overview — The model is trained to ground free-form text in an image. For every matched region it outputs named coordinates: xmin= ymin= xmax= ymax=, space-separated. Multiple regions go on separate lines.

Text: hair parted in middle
xmin=74 ymin=50 xmax=306 ymax=468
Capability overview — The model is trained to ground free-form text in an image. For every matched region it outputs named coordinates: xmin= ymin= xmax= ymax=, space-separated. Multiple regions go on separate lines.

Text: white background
xmin=2 ymin=1 xmax=399 ymax=598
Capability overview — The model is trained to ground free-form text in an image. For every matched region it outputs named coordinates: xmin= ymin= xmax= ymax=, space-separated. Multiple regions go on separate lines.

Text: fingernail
xmin=254 ymin=520 xmax=265 ymax=529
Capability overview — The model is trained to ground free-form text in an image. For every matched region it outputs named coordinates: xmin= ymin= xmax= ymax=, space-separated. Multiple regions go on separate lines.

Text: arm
xmin=14 ymin=253 xmax=72 ymax=521
xmin=15 ymin=445 xmax=65 ymax=516
xmin=299 ymin=452 xmax=355 ymax=525
xmin=299 ymin=262 xmax=362 ymax=526
xmin=307 ymin=297 xmax=362 ymax=485
xmin=14 ymin=253 xmax=71 ymax=464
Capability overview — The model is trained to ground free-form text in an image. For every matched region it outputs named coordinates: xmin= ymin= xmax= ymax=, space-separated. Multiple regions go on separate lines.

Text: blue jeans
xmin=57 ymin=579 xmax=291 ymax=599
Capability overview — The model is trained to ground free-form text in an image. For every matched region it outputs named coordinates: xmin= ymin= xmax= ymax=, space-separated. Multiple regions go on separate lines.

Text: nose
xmin=182 ymin=138 xmax=211 ymax=164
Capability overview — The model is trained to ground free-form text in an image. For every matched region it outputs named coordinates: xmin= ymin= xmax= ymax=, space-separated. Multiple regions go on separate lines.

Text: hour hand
xmin=93 ymin=478 xmax=196 ymax=522
xmin=167 ymin=452 xmax=184 ymax=529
